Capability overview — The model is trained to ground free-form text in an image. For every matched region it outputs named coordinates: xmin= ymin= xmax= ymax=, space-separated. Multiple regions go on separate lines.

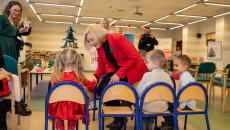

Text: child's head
xmin=145 ymin=49 xmax=165 ymax=71
xmin=51 ymin=48 xmax=84 ymax=84
xmin=173 ymin=54 xmax=191 ymax=74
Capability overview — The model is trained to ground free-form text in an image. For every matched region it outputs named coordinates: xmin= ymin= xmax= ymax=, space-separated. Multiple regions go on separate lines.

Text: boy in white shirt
xmin=174 ymin=54 xmax=196 ymax=111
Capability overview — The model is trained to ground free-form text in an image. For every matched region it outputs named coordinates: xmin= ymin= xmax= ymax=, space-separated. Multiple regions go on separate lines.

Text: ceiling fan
xmin=133 ymin=6 xmax=143 ymax=16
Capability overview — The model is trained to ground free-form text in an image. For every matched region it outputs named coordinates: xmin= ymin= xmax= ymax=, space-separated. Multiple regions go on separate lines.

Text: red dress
xmin=48 ymin=71 xmax=96 ymax=124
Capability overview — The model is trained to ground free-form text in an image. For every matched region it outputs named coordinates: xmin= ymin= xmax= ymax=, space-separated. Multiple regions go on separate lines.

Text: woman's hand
xmin=91 ymin=75 xmax=97 ymax=82
xmin=19 ymin=27 xmax=28 ymax=33
xmin=28 ymin=21 xmax=32 ymax=27
xmin=109 ymin=74 xmax=120 ymax=84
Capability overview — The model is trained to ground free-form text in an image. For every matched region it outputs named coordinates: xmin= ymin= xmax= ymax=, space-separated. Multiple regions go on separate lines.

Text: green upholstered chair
xmin=192 ymin=62 xmax=216 ymax=91
xmin=3 ymin=55 xmax=31 ymax=111
xmin=214 ymin=64 xmax=230 ymax=82
xmin=209 ymin=67 xmax=230 ymax=112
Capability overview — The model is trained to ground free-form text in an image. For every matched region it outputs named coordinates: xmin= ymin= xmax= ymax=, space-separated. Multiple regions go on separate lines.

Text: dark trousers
xmin=96 ymin=72 xmax=128 ymax=107
xmin=0 ymin=100 xmax=10 ymax=129
xmin=164 ymin=102 xmax=192 ymax=125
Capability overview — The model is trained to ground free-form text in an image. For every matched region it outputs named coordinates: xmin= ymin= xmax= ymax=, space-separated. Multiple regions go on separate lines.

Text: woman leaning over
xmin=84 ymin=24 xmax=147 ymax=130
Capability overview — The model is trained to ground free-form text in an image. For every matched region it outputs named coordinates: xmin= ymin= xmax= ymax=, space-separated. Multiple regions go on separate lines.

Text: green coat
xmin=0 ymin=14 xmax=17 ymax=61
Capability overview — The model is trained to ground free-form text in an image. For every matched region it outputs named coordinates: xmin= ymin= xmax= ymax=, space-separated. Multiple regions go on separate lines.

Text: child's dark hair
xmin=176 ymin=55 xmax=191 ymax=69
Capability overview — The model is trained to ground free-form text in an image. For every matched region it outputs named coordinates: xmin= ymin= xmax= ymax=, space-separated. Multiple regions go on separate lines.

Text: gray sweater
xmin=136 ymin=69 xmax=173 ymax=113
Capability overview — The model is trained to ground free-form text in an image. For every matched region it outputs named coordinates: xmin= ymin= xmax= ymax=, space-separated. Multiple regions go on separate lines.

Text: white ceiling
xmin=18 ymin=0 xmax=230 ymax=30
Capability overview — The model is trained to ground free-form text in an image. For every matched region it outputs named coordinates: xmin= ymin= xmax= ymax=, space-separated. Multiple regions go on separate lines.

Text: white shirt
xmin=178 ymin=71 xmax=197 ymax=110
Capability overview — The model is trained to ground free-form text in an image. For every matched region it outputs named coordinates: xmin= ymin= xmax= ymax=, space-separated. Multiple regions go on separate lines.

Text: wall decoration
xmin=206 ymin=32 xmax=215 ymax=46
xmin=124 ymin=34 xmax=134 ymax=44
xmin=207 ymin=41 xmax=222 ymax=60
xmin=155 ymin=38 xmax=172 ymax=59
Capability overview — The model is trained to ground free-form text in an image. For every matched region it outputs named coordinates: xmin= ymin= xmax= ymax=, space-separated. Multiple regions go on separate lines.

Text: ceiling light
xmin=75 ymin=17 xmax=79 ymax=23
xmin=45 ymin=21 xmax=73 ymax=24
xmin=150 ymin=28 xmax=166 ymax=30
xmin=26 ymin=0 xmax=29 ymax=2
xmin=154 ymin=15 xmax=170 ymax=22
xmin=77 ymin=8 xmax=81 ymax=16
xmin=82 ymin=16 xmax=103 ymax=19
xmin=141 ymin=23 xmax=152 ymax=28
xmin=120 ymin=19 xmax=148 ymax=23
xmin=36 ymin=15 xmax=42 ymax=21
xmin=34 ymin=2 xmax=78 ymax=7
xmin=170 ymin=25 xmax=184 ymax=30
xmin=188 ymin=19 xmax=207 ymax=25
xmin=41 ymin=14 xmax=74 ymax=17
xmin=80 ymin=0 xmax=84 ymax=6
xmin=156 ymin=22 xmax=183 ymax=26
xmin=205 ymin=3 xmax=230 ymax=7
xmin=109 ymin=20 xmax=117 ymax=25
xmin=29 ymin=4 xmax=37 ymax=14
xmin=79 ymin=23 xmax=95 ymax=25
xmin=173 ymin=4 xmax=197 ymax=14
xmin=116 ymin=25 xmax=137 ymax=28
xmin=175 ymin=14 xmax=207 ymax=19
xmin=213 ymin=12 xmax=230 ymax=18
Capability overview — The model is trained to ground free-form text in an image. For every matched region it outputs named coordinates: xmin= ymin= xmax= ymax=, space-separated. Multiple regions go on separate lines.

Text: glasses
xmin=12 ymin=8 xmax=21 ymax=13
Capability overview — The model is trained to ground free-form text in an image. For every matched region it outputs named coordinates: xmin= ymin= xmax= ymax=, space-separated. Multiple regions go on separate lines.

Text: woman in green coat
xmin=0 ymin=1 xmax=25 ymax=61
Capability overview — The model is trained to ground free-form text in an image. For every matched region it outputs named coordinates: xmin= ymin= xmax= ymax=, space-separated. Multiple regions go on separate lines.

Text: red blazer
xmin=94 ymin=33 xmax=147 ymax=84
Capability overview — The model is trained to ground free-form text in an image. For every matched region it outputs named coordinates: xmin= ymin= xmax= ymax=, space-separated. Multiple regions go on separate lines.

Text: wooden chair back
xmin=142 ymin=83 xmax=175 ymax=103
xmin=102 ymin=82 xmax=137 ymax=103
xmin=178 ymin=83 xmax=206 ymax=103
xmin=49 ymin=84 xmax=86 ymax=104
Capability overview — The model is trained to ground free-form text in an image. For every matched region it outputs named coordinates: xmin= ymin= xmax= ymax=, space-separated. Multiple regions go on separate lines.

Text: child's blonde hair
xmin=145 ymin=49 xmax=165 ymax=68
xmin=51 ymin=48 xmax=85 ymax=84
xmin=175 ymin=55 xmax=191 ymax=69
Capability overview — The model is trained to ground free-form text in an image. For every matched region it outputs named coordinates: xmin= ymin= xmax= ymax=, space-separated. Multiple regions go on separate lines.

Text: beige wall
xmin=27 ymin=18 xmax=175 ymax=71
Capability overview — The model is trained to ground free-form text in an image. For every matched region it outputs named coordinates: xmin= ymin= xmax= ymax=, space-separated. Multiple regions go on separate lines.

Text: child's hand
xmin=177 ymin=107 xmax=182 ymax=112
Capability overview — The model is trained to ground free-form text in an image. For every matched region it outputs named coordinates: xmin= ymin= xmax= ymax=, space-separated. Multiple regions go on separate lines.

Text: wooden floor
xmin=5 ymin=73 xmax=230 ymax=130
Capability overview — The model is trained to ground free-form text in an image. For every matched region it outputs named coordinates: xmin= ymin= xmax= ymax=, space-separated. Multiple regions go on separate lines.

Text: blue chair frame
xmin=93 ymin=75 xmax=106 ymax=121
xmin=176 ymin=82 xmax=210 ymax=130
xmin=44 ymin=81 xmax=89 ymax=130
xmin=139 ymin=82 xmax=178 ymax=130
xmin=98 ymin=81 xmax=139 ymax=130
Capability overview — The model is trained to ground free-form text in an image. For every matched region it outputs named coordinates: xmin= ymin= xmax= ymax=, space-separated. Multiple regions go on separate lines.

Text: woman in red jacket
xmin=84 ymin=25 xmax=147 ymax=130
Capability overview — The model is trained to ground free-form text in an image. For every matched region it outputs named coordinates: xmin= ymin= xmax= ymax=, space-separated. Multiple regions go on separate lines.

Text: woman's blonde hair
xmin=84 ymin=24 xmax=108 ymax=52
xmin=51 ymin=48 xmax=85 ymax=84
xmin=145 ymin=49 xmax=165 ymax=68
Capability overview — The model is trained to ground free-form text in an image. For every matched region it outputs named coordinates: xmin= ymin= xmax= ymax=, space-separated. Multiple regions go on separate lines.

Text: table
xmin=30 ymin=68 xmax=53 ymax=87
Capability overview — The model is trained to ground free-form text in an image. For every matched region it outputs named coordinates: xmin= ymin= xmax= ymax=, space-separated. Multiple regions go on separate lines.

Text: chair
xmin=191 ymin=62 xmax=216 ymax=91
xmin=3 ymin=55 xmax=31 ymax=109
xmin=209 ymin=67 xmax=230 ymax=112
xmin=170 ymin=76 xmax=176 ymax=90
xmin=139 ymin=82 xmax=178 ymax=130
xmin=176 ymin=82 xmax=210 ymax=130
xmin=0 ymin=72 xmax=16 ymax=130
xmin=214 ymin=64 xmax=230 ymax=82
xmin=93 ymin=75 xmax=106 ymax=121
xmin=44 ymin=81 xmax=89 ymax=130
xmin=98 ymin=81 xmax=139 ymax=130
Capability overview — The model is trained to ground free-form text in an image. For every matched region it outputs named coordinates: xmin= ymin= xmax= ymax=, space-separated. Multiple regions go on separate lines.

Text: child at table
xmin=49 ymin=48 xmax=96 ymax=130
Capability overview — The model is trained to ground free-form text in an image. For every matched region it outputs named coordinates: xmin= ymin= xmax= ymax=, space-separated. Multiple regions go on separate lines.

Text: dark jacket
xmin=138 ymin=33 xmax=158 ymax=52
